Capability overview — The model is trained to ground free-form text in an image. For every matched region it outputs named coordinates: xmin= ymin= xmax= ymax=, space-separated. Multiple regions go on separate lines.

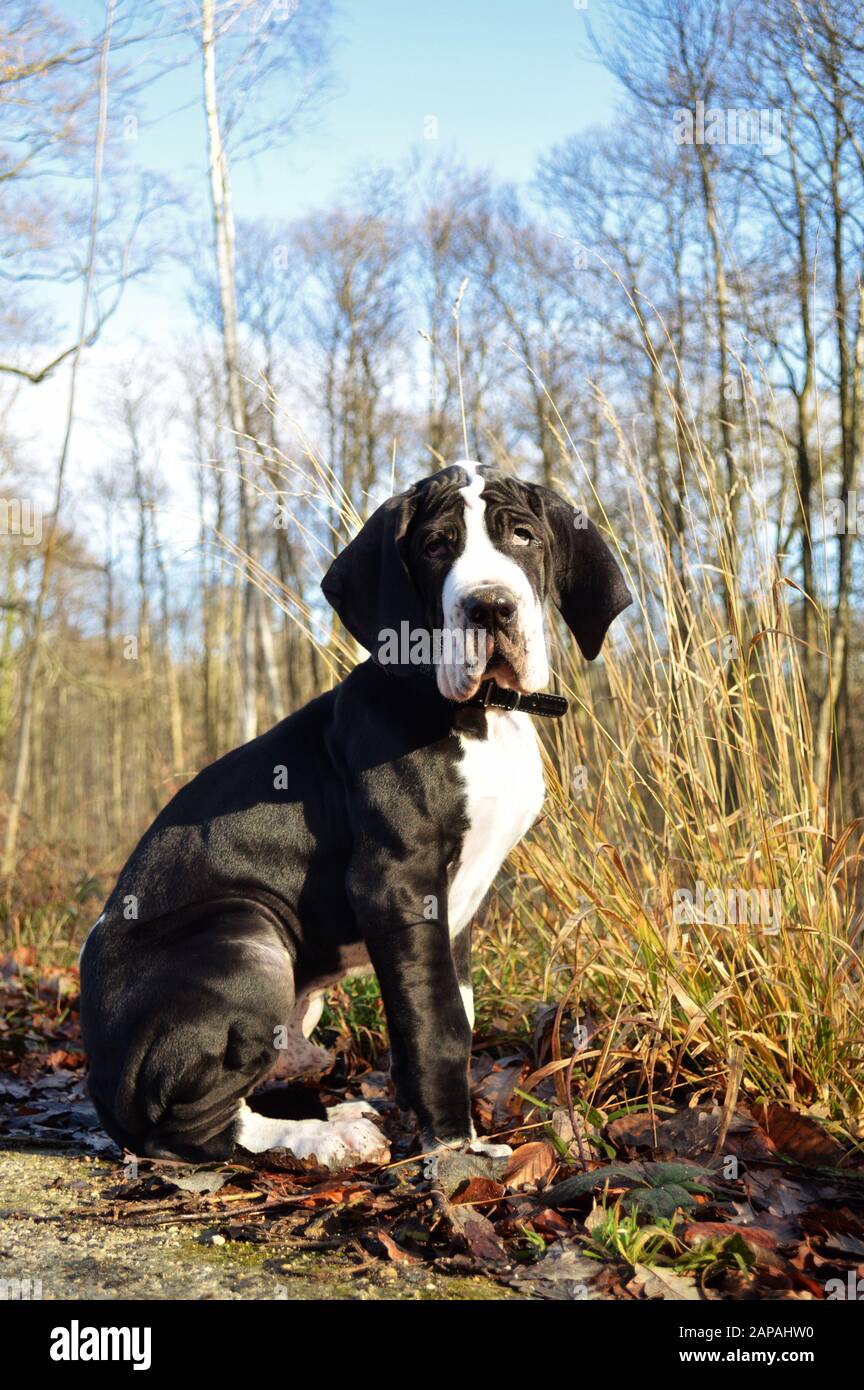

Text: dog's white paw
xmin=467 ymin=1138 xmax=512 ymax=1159
xmin=235 ymin=1104 xmax=390 ymax=1169
xmin=325 ymin=1117 xmax=390 ymax=1166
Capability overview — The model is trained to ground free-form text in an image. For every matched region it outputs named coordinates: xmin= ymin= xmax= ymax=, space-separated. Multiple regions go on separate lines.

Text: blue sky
xmin=31 ymin=0 xmax=622 ymax=518
xmin=126 ymin=0 xmax=620 ymax=222
xmin=46 ymin=0 xmax=621 ymax=347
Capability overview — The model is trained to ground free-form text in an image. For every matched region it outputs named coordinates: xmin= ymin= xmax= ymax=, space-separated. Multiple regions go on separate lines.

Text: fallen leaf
xmin=607 ymin=1112 xmax=657 ymax=1149
xmin=527 ymin=1207 xmax=572 ymax=1239
xmin=682 ymin=1220 xmax=775 ymax=1254
xmin=164 ymin=1169 xmax=230 ymax=1196
xmin=501 ymin=1141 xmax=557 ymax=1191
xmin=751 ymin=1104 xmax=846 ymax=1167
xmin=632 ymin=1262 xmax=702 ymax=1300
xmin=374 ymin=1228 xmax=421 ymax=1263
xmin=450 ymin=1176 xmax=506 ymax=1207
xmin=445 ymin=1204 xmax=508 ymax=1264
xmin=471 ymin=1063 xmax=524 ymax=1130
xmin=509 ymin=1241 xmax=605 ymax=1300
xmin=432 ymin=1148 xmax=509 ymax=1197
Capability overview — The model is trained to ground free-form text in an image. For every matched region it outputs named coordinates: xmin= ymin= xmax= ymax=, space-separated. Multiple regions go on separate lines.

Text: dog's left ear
xmin=531 ymin=485 xmax=632 ymax=660
xmin=321 ymin=486 xmax=428 ymax=668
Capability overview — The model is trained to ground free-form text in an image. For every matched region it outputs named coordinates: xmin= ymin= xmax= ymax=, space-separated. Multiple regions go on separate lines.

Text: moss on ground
xmin=0 ymin=1148 xmax=522 ymax=1301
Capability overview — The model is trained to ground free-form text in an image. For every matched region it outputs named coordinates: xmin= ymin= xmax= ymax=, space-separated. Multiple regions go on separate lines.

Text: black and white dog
xmin=80 ymin=462 xmax=630 ymax=1167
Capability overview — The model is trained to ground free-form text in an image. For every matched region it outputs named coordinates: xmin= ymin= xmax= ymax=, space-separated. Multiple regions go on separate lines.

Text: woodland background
xmin=2 ymin=0 xmax=864 ymax=1133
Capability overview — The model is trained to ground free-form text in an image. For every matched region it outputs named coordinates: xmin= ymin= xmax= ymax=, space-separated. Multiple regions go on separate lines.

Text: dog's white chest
xmin=447 ymin=711 xmax=545 ymax=935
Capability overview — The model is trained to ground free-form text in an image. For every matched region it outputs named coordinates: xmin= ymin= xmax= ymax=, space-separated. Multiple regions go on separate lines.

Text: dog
xmin=79 ymin=462 xmax=630 ymax=1167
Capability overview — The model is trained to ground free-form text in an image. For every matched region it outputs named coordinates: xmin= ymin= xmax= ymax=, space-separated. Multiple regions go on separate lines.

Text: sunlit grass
xmin=223 ymin=363 xmax=864 ymax=1141
xmin=13 ymin=345 xmax=863 ymax=1145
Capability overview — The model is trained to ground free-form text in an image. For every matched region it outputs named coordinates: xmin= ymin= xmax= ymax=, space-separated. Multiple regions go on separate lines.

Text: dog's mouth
xmin=484 ymin=652 xmax=521 ymax=691
xmin=438 ymin=626 xmax=532 ymax=702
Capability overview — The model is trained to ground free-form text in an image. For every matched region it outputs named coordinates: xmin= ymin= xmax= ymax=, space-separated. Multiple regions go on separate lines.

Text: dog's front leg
xmin=365 ymin=919 xmax=473 ymax=1146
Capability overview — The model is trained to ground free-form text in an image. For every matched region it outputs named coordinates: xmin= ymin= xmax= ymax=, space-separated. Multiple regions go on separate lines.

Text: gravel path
xmin=0 ymin=1147 xmax=518 ymax=1301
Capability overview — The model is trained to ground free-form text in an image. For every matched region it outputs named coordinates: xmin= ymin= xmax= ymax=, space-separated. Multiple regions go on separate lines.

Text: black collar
xmin=465 ymin=680 xmax=569 ymax=719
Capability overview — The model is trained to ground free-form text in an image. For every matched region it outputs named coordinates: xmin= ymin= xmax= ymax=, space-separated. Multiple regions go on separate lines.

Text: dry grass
xmin=242 ymin=365 xmax=864 ymax=1141
xmin=477 ymin=415 xmax=863 ymax=1141
xmin=8 ymin=355 xmax=864 ymax=1145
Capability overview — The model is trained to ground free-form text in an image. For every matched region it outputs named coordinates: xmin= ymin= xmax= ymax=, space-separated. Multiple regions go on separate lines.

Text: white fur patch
xmin=448 ymin=708 xmax=545 ymax=943
xmin=235 ymin=1100 xmax=390 ymax=1168
xmin=438 ymin=463 xmax=549 ymax=701
xmin=459 ymin=981 xmax=475 ymax=1030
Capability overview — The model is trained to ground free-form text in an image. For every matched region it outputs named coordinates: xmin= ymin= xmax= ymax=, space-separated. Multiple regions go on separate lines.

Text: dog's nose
xmin=464 ymin=588 xmax=517 ymax=631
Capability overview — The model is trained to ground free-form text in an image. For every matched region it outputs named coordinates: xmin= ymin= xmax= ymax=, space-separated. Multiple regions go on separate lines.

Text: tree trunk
xmin=201 ymin=0 xmax=259 ymax=744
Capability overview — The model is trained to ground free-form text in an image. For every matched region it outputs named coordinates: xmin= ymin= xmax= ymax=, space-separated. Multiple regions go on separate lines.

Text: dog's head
xmin=322 ymin=462 xmax=631 ymax=700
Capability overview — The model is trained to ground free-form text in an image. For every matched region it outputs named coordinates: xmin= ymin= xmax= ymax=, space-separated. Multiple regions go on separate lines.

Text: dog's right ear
xmin=321 ymin=487 xmax=428 ymax=668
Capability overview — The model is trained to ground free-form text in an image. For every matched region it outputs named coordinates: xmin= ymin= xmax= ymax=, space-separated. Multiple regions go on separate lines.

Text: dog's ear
xmin=531 ymin=485 xmax=632 ymax=660
xmin=321 ymin=487 xmax=428 ymax=669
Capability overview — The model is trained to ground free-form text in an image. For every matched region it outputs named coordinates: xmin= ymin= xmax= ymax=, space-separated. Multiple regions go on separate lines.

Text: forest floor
xmin=0 ymin=1150 xmax=517 ymax=1301
xmin=3 ymin=951 xmax=864 ymax=1303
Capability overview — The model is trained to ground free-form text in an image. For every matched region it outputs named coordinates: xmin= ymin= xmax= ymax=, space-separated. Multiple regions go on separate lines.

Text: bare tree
xmin=2 ymin=0 xmax=117 ymax=880
xmin=195 ymin=0 xmax=333 ymax=740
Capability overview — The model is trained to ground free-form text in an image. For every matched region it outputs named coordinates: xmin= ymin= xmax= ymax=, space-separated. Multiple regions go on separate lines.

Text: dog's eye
xmin=511 ymin=526 xmax=535 ymax=547
xmin=424 ymin=536 xmax=450 ymax=559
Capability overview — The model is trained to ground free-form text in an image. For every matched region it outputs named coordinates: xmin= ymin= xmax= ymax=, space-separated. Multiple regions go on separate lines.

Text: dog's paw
xmin=323 ymin=1116 xmax=391 ymax=1167
xmin=467 ymin=1138 xmax=513 ymax=1159
xmin=236 ymin=1105 xmax=390 ymax=1169
xmin=288 ymin=1116 xmax=389 ymax=1169
xmin=325 ymin=1099 xmax=379 ymax=1122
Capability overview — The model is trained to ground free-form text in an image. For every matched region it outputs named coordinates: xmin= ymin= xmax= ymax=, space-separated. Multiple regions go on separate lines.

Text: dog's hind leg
xmin=83 ymin=906 xmax=389 ymax=1168
xmin=83 ymin=907 xmax=293 ymax=1161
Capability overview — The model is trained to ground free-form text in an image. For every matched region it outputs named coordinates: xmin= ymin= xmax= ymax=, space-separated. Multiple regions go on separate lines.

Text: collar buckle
xmin=469 ymin=681 xmax=568 ymax=719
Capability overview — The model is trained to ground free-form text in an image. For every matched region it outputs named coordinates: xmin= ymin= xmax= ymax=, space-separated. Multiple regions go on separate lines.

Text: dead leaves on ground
xmin=2 ymin=958 xmax=864 ymax=1300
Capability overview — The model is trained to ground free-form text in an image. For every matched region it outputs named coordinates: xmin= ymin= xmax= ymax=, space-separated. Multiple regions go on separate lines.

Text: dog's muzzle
xmin=456 ymin=584 xmax=529 ymax=695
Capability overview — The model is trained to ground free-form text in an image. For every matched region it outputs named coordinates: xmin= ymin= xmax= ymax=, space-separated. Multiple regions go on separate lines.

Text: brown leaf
xmin=608 ymin=1105 xmax=771 ymax=1163
xmin=631 ymin=1262 xmax=702 ymax=1301
xmin=446 ymin=1203 xmax=508 ymax=1265
xmin=42 ymin=1049 xmax=84 ymax=1071
xmin=471 ymin=1062 xmax=524 ymax=1131
xmin=653 ymin=1106 xmax=722 ymax=1156
xmin=528 ymin=1209 xmax=572 ymax=1241
xmin=450 ymin=1176 xmax=506 ymax=1207
xmin=800 ymin=1205 xmax=864 ymax=1259
xmin=501 ymin=1140 xmax=557 ymax=1191
xmin=752 ymin=1103 xmax=846 ymax=1167
xmin=607 ymin=1112 xmax=657 ymax=1149
xmin=682 ymin=1221 xmax=777 ymax=1254
xmin=297 ymin=1177 xmax=369 ymax=1205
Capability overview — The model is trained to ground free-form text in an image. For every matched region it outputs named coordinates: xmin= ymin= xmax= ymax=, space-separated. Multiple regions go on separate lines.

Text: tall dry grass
xmin=11 ymin=354 xmax=861 ymax=1143
xmin=255 ymin=370 xmax=864 ymax=1140
xmin=479 ymin=398 xmax=864 ymax=1141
